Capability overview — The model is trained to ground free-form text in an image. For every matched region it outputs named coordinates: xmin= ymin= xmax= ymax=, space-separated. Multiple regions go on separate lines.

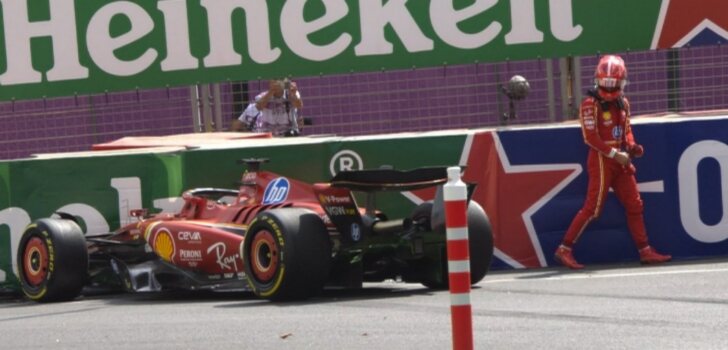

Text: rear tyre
xmin=410 ymin=202 xmax=434 ymax=231
xmin=420 ymin=201 xmax=494 ymax=289
xmin=243 ymin=208 xmax=331 ymax=301
xmin=465 ymin=202 xmax=494 ymax=284
xmin=17 ymin=218 xmax=88 ymax=302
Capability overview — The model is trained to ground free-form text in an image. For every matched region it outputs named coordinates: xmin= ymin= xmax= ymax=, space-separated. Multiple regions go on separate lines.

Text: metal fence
xmin=1 ymin=44 xmax=727 ymax=160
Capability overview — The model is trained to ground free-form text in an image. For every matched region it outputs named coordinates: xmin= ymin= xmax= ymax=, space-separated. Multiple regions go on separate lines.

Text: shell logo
xmin=154 ymin=229 xmax=175 ymax=262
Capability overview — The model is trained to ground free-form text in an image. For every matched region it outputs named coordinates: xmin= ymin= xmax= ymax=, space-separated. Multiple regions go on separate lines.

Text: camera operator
xmin=230 ymin=102 xmax=260 ymax=132
xmin=232 ymin=78 xmax=303 ymax=136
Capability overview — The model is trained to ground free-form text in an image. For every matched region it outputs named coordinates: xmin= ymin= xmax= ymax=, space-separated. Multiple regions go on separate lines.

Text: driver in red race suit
xmin=554 ymin=55 xmax=672 ymax=269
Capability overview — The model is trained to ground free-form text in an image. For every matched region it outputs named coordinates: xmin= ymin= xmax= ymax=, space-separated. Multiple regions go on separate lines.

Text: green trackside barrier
xmin=0 ymin=149 xmax=185 ymax=290
xmin=182 ymin=139 xmax=338 ymax=189
xmin=8 ymin=152 xmax=185 ymax=228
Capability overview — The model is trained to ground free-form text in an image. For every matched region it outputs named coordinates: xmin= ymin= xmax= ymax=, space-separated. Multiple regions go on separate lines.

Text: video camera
xmin=282 ymin=117 xmax=313 ymax=137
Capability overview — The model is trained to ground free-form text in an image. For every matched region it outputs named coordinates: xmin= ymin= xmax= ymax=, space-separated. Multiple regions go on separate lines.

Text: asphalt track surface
xmin=2 ymin=259 xmax=728 ymax=350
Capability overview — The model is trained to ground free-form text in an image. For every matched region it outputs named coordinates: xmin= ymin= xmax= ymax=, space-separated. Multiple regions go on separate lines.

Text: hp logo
xmin=262 ymin=178 xmax=290 ymax=204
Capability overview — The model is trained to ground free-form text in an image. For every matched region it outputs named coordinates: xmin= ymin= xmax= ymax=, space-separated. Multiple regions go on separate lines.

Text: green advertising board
xmin=182 ymin=140 xmax=339 ymax=188
xmin=182 ymin=133 xmax=466 ymax=188
xmin=0 ymin=150 xmax=184 ymax=290
xmin=0 ymin=0 xmax=673 ymax=101
xmin=9 ymin=154 xmax=183 ymax=227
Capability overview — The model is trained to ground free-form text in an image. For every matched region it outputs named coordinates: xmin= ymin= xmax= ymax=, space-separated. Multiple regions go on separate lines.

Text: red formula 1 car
xmin=17 ymin=159 xmax=494 ymax=302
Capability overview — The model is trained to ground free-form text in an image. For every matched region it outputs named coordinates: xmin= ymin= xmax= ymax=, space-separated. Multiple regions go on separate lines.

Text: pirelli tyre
xmin=17 ymin=218 xmax=88 ymax=302
xmin=418 ymin=201 xmax=494 ymax=289
xmin=243 ymin=208 xmax=331 ymax=301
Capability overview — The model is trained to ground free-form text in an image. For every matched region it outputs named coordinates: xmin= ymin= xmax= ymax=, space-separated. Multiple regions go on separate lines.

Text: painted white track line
xmin=482 ymin=265 xmax=728 ymax=284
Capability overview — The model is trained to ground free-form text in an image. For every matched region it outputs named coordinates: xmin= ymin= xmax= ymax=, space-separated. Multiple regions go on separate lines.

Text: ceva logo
xmin=262 ymin=177 xmax=290 ymax=205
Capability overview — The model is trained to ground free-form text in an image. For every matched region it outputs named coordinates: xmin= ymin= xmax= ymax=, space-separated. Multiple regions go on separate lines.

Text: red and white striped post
xmin=444 ymin=166 xmax=473 ymax=350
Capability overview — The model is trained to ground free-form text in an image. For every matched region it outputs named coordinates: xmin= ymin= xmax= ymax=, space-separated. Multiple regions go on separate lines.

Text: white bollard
xmin=443 ymin=166 xmax=472 ymax=350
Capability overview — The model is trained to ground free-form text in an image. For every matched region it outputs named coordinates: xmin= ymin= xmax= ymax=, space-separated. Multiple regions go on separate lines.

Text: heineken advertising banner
xmin=3 ymin=0 xmax=726 ymax=101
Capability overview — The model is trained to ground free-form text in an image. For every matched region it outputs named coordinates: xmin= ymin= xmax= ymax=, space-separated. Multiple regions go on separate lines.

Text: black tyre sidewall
xmin=243 ymin=214 xmax=287 ymax=298
xmin=420 ymin=201 xmax=494 ymax=289
xmin=410 ymin=202 xmax=434 ymax=231
xmin=17 ymin=218 xmax=88 ymax=302
xmin=466 ymin=201 xmax=494 ymax=284
xmin=243 ymin=208 xmax=331 ymax=301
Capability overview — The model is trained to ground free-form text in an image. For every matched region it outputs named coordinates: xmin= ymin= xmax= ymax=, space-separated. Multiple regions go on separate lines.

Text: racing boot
xmin=639 ymin=246 xmax=671 ymax=265
xmin=554 ymin=245 xmax=584 ymax=270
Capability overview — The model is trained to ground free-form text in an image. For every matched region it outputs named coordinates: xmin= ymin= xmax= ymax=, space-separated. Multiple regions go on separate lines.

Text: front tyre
xmin=17 ymin=219 xmax=88 ymax=302
xmin=243 ymin=208 xmax=331 ymax=301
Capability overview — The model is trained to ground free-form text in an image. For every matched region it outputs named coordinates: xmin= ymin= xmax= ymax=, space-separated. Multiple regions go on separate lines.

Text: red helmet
xmin=594 ymin=55 xmax=627 ymax=101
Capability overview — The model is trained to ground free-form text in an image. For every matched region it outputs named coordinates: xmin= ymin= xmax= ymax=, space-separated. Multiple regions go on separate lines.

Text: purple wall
xmin=0 ymin=89 xmax=193 ymax=159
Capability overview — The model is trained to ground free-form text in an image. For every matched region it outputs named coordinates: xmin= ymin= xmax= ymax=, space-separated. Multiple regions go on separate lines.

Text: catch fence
xmin=1 ymin=44 xmax=727 ymax=160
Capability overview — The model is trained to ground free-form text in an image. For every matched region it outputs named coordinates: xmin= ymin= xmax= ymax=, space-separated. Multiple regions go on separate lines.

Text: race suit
xmin=560 ymin=92 xmax=649 ymax=249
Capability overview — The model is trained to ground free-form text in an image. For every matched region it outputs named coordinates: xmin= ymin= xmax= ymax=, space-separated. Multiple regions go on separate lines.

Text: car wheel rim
xmin=23 ymin=237 xmax=49 ymax=287
xmin=250 ymin=230 xmax=279 ymax=283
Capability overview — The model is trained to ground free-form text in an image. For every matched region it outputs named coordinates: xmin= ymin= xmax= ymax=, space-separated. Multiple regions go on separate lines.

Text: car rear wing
xmin=318 ymin=166 xmax=475 ymax=246
xmin=329 ymin=166 xmax=474 ymax=203
xmin=329 ymin=166 xmax=449 ymax=192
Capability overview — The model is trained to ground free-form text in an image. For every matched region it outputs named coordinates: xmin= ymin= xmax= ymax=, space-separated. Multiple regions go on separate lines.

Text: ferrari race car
xmin=17 ymin=159 xmax=494 ymax=302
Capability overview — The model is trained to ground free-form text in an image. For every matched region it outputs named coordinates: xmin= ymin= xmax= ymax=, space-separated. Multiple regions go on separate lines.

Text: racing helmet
xmin=594 ymin=55 xmax=627 ymax=101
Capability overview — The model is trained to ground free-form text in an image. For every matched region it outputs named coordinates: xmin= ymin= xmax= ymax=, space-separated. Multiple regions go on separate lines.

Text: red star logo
xmin=406 ymin=132 xmax=581 ymax=268
xmin=652 ymin=0 xmax=728 ymax=48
